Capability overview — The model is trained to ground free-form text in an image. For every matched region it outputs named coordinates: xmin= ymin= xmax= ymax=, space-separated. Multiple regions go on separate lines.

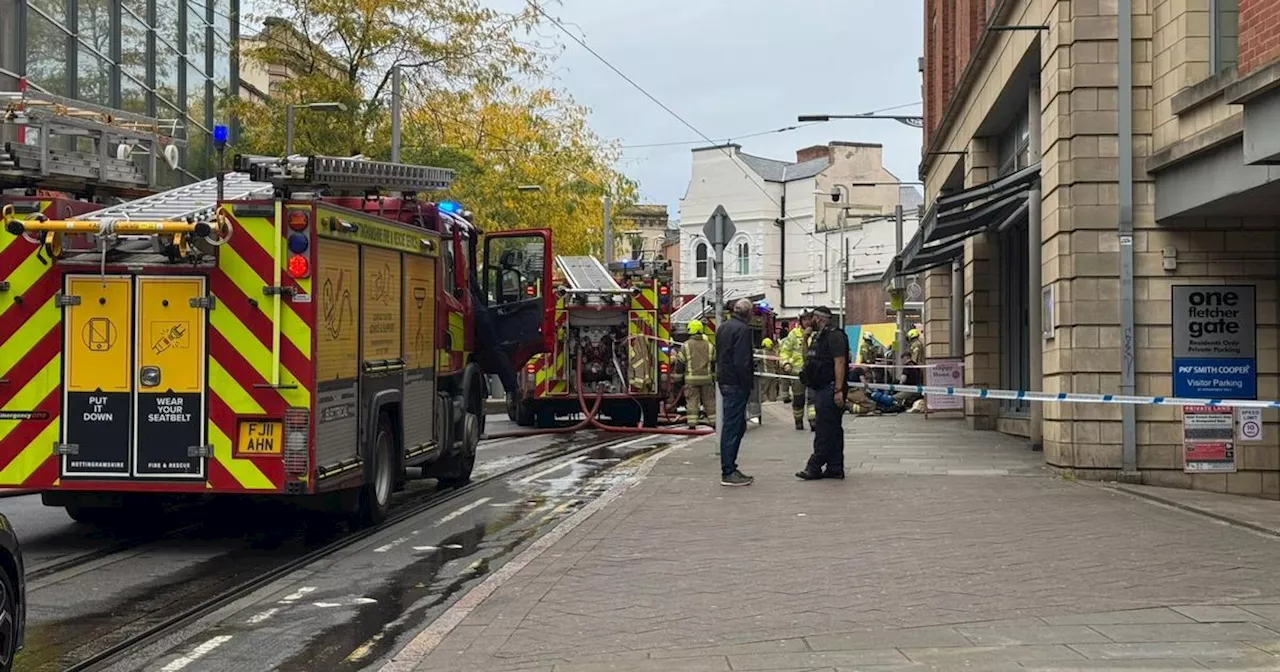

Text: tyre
xmin=64 ymin=505 xmax=112 ymax=526
xmin=358 ymin=414 xmax=395 ymax=526
xmin=642 ymin=400 xmax=660 ymax=428
xmin=0 ymin=564 xmax=16 ymax=672
xmin=439 ymin=408 xmax=479 ymax=488
xmin=534 ymin=407 xmax=555 ymax=428
xmin=505 ymin=391 xmax=518 ymax=422
xmin=515 ymin=398 xmax=534 ymax=427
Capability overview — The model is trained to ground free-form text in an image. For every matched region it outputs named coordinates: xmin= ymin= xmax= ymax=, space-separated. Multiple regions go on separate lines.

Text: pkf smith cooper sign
xmin=1172 ymin=285 xmax=1256 ymax=399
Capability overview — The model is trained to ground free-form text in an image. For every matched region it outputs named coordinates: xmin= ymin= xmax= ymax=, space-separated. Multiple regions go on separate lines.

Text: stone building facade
xmin=897 ymin=0 xmax=1280 ymax=498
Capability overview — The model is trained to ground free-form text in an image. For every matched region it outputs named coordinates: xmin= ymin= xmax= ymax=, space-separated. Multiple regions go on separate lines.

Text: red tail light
xmin=287 ymin=254 xmax=310 ymax=278
xmin=659 ymin=363 xmax=669 ymax=374
xmin=526 ymin=363 xmax=536 ymax=374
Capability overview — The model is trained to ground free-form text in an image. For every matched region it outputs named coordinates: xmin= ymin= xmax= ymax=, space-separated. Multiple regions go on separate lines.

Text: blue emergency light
xmin=438 ymin=201 xmax=462 ymax=214
xmin=212 ymin=124 xmax=229 ymax=149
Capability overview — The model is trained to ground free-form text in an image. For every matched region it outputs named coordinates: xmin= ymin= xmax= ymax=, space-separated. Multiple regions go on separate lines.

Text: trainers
xmin=720 ymin=470 xmax=754 ymax=486
xmin=823 ymin=470 xmax=846 ymax=480
xmin=795 ymin=470 xmax=822 ymax=481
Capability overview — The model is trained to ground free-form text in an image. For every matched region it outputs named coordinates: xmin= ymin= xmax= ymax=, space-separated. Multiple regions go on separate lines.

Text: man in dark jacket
xmin=796 ymin=305 xmax=850 ymax=481
xmin=715 ymin=298 xmax=756 ymax=486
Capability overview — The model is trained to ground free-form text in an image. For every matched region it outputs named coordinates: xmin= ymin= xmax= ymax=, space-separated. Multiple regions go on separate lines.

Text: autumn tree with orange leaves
xmin=230 ymin=0 xmax=637 ymax=255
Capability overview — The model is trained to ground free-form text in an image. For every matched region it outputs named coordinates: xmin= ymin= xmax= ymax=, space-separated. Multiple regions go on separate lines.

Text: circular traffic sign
xmin=1242 ymin=419 xmax=1262 ymax=440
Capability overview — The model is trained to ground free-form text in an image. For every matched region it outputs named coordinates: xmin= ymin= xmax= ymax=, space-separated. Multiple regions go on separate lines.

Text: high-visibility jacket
xmin=908 ymin=337 xmax=925 ymax=365
xmin=778 ymin=327 xmax=806 ymax=372
xmin=859 ymin=340 xmax=880 ymax=364
xmin=677 ymin=334 xmax=715 ymax=385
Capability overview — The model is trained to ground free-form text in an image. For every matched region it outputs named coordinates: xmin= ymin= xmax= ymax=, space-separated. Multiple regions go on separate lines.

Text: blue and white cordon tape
xmin=755 ymin=371 xmax=1279 ymax=410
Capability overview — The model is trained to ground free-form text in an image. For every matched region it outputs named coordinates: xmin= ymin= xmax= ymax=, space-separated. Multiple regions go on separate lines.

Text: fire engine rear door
xmin=133 ymin=277 xmax=206 ymax=479
xmin=63 ymin=276 xmax=133 ymax=477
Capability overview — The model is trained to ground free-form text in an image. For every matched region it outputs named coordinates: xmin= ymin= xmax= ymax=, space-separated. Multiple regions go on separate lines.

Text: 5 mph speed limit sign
xmin=1239 ymin=408 xmax=1263 ymax=442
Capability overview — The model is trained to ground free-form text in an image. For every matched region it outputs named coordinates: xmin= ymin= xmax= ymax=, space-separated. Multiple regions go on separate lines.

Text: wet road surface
xmin=93 ymin=430 xmax=684 ymax=671
xmin=7 ymin=417 xmax=661 ymax=671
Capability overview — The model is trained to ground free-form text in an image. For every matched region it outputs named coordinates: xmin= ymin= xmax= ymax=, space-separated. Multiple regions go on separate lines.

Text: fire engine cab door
xmin=133 ymin=277 xmax=206 ymax=479
xmin=482 ymin=230 xmax=552 ymax=369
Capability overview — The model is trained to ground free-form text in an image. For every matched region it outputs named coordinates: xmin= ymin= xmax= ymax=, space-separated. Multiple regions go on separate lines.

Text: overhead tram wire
xmin=526 ymin=1 xmax=921 ymax=251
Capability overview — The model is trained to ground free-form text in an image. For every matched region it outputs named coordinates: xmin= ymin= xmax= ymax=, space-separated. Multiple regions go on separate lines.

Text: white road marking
xmin=443 ymin=544 xmax=463 ymax=549
xmin=314 ymin=596 xmax=378 ymax=608
xmin=373 ymin=531 xmax=419 ymax=553
xmin=161 ymin=635 xmax=233 ymax=671
xmin=412 ymin=545 xmax=438 ymax=552
xmin=434 ymin=497 xmax=492 ymax=526
xmin=279 ymin=586 xmax=317 ymax=603
xmin=518 ymin=456 xmax=588 ymax=484
xmin=245 ymin=608 xmax=279 ymax=624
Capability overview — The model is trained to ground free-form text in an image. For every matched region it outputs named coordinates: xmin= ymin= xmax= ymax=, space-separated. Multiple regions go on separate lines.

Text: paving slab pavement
xmin=381 ymin=404 xmax=1280 ymax=672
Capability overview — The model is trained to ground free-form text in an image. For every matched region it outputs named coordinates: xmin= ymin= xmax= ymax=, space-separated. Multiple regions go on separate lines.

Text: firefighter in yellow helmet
xmin=778 ymin=312 xmax=814 ymax=430
xmin=676 ymin=319 xmax=716 ymax=428
xmin=895 ymin=327 xmax=926 ymax=407
xmin=758 ymin=337 xmax=779 ymax=402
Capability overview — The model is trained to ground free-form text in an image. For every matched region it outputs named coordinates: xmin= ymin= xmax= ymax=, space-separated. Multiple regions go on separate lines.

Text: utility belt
xmin=799 ymin=359 xmax=835 ymax=389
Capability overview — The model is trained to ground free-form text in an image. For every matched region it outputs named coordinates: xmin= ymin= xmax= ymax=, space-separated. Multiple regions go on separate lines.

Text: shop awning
xmin=882 ymin=163 xmax=1040 ymax=284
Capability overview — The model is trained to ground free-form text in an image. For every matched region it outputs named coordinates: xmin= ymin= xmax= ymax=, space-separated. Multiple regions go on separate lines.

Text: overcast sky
xmin=518 ymin=0 xmax=926 ymax=222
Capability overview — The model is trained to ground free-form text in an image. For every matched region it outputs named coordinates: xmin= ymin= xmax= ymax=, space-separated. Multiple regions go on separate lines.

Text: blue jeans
xmin=718 ymin=384 xmax=749 ymax=477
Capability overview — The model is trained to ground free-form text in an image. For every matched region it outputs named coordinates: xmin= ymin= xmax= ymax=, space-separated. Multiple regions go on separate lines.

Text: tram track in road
xmin=58 ymin=431 xmax=663 ymax=672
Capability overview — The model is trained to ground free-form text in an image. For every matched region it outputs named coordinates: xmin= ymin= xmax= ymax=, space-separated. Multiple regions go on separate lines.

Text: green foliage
xmin=228 ymin=0 xmax=635 ymax=255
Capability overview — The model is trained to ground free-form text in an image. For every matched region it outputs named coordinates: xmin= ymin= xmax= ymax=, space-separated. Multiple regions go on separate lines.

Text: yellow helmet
xmin=761 ymin=338 xmax=774 ymax=348
xmin=908 ymin=328 xmax=920 ymax=339
xmin=688 ymin=319 xmax=704 ymax=335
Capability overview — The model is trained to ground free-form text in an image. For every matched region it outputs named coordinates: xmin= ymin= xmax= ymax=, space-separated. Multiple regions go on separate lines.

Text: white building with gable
xmin=678 ymin=141 xmax=922 ymax=320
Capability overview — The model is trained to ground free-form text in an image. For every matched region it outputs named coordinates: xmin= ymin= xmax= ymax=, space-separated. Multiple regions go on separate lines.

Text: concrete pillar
xmin=951 ymin=258 xmax=964 ymax=356
xmin=963 ymin=137 xmax=1001 ymax=430
xmin=1028 ymin=78 xmax=1044 ymax=451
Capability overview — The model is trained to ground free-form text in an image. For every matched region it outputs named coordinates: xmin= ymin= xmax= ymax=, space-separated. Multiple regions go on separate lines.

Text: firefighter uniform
xmin=678 ymin=320 xmax=716 ymax=428
xmin=759 ymin=338 xmax=778 ymax=402
xmin=778 ymin=322 xmax=811 ymax=430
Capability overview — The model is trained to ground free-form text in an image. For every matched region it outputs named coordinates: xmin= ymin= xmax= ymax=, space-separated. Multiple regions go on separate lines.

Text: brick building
xmin=890 ymin=0 xmax=1280 ymax=498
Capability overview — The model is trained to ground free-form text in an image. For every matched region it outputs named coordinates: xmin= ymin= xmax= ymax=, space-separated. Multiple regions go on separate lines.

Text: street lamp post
xmin=285 ymin=102 xmax=348 ymax=156
xmin=798 ymin=113 xmax=925 ymax=128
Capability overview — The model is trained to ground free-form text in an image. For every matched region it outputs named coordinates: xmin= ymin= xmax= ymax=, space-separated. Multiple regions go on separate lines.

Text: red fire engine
xmin=0 ymin=151 xmax=554 ymax=525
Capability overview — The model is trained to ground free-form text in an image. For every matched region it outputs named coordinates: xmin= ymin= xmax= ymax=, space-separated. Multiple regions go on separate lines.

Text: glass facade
xmin=17 ymin=0 xmax=239 ymax=183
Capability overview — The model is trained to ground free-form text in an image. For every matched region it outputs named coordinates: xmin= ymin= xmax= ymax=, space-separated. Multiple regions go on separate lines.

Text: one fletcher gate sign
xmin=1172 ymin=285 xmax=1256 ymax=399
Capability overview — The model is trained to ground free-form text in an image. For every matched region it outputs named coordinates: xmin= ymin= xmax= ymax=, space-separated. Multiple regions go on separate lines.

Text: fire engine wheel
xmin=0 ymin=566 xmax=15 ymax=672
xmin=439 ymin=410 xmax=479 ymax=488
xmin=505 ymin=391 xmax=518 ymax=422
xmin=516 ymin=398 xmax=535 ymax=427
xmin=642 ymin=400 xmax=660 ymax=428
xmin=360 ymin=415 xmax=395 ymax=525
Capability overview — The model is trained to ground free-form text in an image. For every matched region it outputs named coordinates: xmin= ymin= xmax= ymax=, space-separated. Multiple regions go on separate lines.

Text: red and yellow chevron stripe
xmin=208 ymin=203 xmax=314 ymax=493
xmin=0 ymin=213 xmax=63 ymax=488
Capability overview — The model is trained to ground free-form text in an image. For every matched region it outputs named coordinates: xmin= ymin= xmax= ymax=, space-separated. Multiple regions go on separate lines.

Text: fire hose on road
xmin=482 ymin=353 xmax=715 ymax=440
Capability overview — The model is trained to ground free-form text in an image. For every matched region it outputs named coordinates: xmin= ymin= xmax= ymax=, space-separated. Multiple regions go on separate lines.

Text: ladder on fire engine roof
xmin=0 ymin=84 xmax=185 ymax=195
xmin=556 ymin=255 xmax=623 ymax=292
xmin=236 ymin=154 xmax=455 ymax=196
xmin=671 ymin=287 xmax=745 ymax=326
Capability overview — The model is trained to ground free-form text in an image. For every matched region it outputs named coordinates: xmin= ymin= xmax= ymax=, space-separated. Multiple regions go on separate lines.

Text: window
xmin=735 ymin=240 xmax=749 ymax=275
xmin=485 ymin=235 xmax=546 ymax=305
xmin=1212 ymin=0 xmax=1239 ymax=74
xmin=999 ymin=221 xmax=1030 ymax=414
xmin=694 ymin=242 xmax=708 ymax=278
xmin=77 ymin=0 xmax=111 ymax=56
xmin=121 ymin=12 xmax=149 ymax=85
xmin=997 ymin=107 xmax=1030 ymax=177
xmin=24 ymin=9 xmax=69 ymax=95
xmin=75 ymin=44 xmax=111 ymax=105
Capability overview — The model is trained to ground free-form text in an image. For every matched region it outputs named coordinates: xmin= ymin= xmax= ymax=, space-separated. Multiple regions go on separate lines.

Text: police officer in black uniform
xmin=795 ymin=306 xmax=850 ymax=481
